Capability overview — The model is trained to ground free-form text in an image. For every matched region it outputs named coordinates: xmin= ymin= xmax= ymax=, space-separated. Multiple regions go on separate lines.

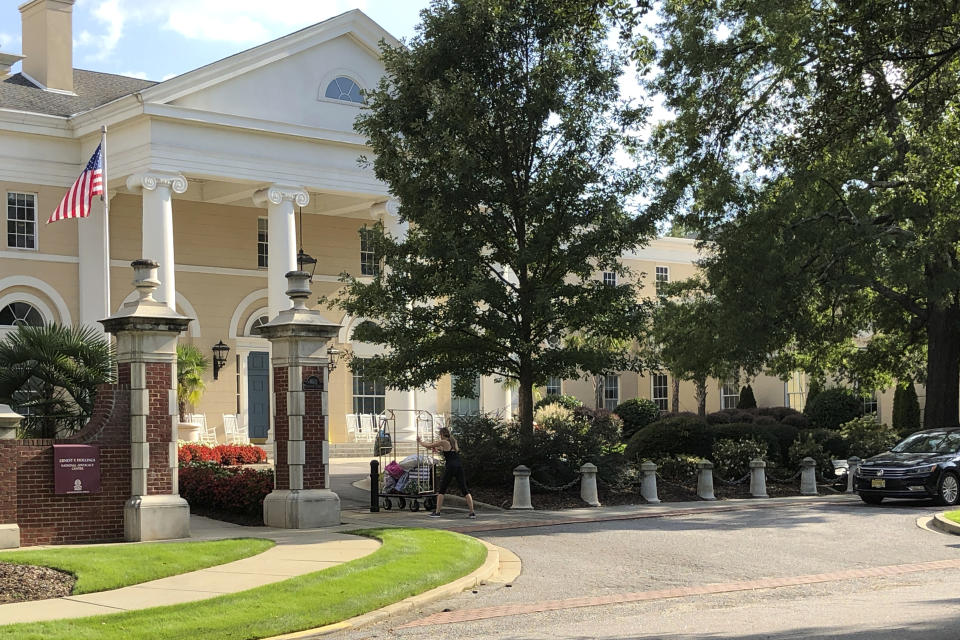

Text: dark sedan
xmin=855 ymin=427 xmax=960 ymax=506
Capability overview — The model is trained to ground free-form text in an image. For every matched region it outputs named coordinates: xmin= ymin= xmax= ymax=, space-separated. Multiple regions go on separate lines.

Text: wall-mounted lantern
xmin=212 ymin=340 xmax=230 ymax=380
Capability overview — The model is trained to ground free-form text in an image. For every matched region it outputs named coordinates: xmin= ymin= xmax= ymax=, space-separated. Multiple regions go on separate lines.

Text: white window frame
xmin=655 ymin=265 xmax=669 ymax=292
xmin=257 ymin=217 xmax=268 ymax=269
xmin=352 ymin=358 xmax=386 ymax=415
xmin=6 ymin=191 xmax=38 ymax=251
xmin=451 ymin=374 xmax=481 ymax=415
xmin=603 ymin=374 xmax=619 ymax=411
xmin=546 ymin=376 xmax=562 ymax=396
xmin=720 ymin=380 xmax=739 ymax=410
xmin=602 ymin=271 xmax=617 ymax=286
xmin=861 ymin=388 xmax=879 ymax=419
xmin=360 ymin=227 xmax=379 ymax=276
xmin=651 ymin=373 xmax=669 ymax=411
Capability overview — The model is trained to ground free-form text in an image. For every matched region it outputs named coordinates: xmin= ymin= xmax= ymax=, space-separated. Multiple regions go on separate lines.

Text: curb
xmin=932 ymin=512 xmax=960 ymax=535
xmin=264 ymin=539 xmax=512 ymax=639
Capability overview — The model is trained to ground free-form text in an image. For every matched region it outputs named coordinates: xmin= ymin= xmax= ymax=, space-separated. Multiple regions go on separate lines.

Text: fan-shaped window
xmin=324 ymin=76 xmax=365 ymax=104
xmin=0 ymin=301 xmax=44 ymax=327
xmin=248 ymin=315 xmax=269 ymax=335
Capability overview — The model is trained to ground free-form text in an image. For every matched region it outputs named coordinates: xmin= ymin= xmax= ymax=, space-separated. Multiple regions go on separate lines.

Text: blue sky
xmin=0 ymin=0 xmax=430 ymax=81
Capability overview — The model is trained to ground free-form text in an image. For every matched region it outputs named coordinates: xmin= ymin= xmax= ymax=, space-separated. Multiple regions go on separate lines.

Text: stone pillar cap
xmin=579 ymin=462 xmax=597 ymax=472
xmin=800 ymin=457 xmax=817 ymax=467
xmin=750 ymin=459 xmax=767 ymax=468
xmin=696 ymin=460 xmax=714 ymax=469
xmin=640 ymin=461 xmax=658 ymax=471
xmin=513 ymin=465 xmax=531 ymax=475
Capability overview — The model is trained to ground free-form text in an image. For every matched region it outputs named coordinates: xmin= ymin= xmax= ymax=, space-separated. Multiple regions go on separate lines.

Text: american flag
xmin=47 ymin=143 xmax=104 ymax=223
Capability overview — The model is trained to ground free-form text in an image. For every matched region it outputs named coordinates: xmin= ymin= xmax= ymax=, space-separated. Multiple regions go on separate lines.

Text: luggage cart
xmin=375 ymin=409 xmax=440 ymax=512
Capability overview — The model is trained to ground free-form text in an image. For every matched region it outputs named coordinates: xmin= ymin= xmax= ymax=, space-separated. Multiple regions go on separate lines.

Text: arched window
xmin=248 ymin=315 xmax=269 ymax=335
xmin=324 ymin=76 xmax=365 ymax=104
xmin=0 ymin=301 xmax=44 ymax=327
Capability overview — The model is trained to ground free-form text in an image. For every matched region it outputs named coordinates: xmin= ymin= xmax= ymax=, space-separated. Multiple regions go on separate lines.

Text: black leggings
xmin=438 ymin=464 xmax=470 ymax=496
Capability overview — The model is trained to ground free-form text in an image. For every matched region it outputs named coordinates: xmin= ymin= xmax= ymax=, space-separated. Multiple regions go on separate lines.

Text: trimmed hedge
xmin=737 ymin=385 xmax=757 ymax=409
xmin=178 ymin=443 xmax=268 ymax=466
xmin=179 ymin=462 xmax=273 ymax=518
xmin=614 ymin=398 xmax=662 ymax=441
xmin=804 ymin=387 xmax=862 ymax=429
xmin=625 ymin=415 xmax=713 ymax=461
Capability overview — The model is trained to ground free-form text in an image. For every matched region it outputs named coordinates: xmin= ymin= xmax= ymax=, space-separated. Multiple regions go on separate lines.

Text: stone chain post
xmin=640 ymin=461 xmax=660 ymax=504
xmin=580 ymin=462 xmax=600 ymax=507
xmin=697 ymin=460 xmax=716 ymax=500
xmin=846 ymin=456 xmax=861 ymax=494
xmin=800 ymin=457 xmax=818 ymax=496
xmin=750 ymin=459 xmax=769 ymax=498
xmin=511 ymin=465 xmax=533 ymax=510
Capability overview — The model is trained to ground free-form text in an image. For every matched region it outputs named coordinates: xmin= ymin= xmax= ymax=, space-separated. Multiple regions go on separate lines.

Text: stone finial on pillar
xmin=100 ymin=259 xmax=193 ymax=542
xmin=0 ymin=404 xmax=21 ymax=441
xmin=749 ymin=459 xmax=769 ymax=498
xmin=846 ymin=456 xmax=861 ymax=494
xmin=511 ymin=465 xmax=533 ymax=510
xmin=579 ymin=462 xmax=600 ymax=507
xmin=800 ymin=457 xmax=818 ymax=496
xmin=255 ymin=270 xmax=341 ymax=529
xmin=696 ymin=460 xmax=716 ymax=500
xmin=640 ymin=461 xmax=660 ymax=504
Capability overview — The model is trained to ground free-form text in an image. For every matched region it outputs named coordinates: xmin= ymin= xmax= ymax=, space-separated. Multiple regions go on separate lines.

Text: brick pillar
xmin=100 ymin=259 xmax=192 ymax=541
xmin=257 ymin=270 xmax=340 ymax=528
xmin=0 ymin=404 xmax=21 ymax=548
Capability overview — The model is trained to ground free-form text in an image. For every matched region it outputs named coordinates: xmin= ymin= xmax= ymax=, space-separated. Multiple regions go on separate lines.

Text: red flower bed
xmin=178 ymin=443 xmax=267 ymax=466
xmin=179 ymin=462 xmax=274 ymax=518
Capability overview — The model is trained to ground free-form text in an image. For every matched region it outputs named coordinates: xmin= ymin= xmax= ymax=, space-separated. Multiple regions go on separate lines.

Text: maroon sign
xmin=53 ymin=444 xmax=101 ymax=495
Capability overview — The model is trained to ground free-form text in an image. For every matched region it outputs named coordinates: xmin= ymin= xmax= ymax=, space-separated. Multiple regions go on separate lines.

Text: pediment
xmin=139 ymin=11 xmax=393 ymax=138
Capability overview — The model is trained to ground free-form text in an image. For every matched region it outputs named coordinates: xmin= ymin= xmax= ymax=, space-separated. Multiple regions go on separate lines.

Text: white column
xmin=126 ymin=172 xmax=188 ymax=311
xmin=77 ymin=192 xmax=111 ymax=328
xmin=372 ymin=199 xmax=417 ymax=434
xmin=255 ymin=185 xmax=309 ymax=320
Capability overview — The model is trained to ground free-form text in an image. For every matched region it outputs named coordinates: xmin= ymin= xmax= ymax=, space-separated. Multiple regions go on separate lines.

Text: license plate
xmin=871 ymin=479 xmax=886 ymax=488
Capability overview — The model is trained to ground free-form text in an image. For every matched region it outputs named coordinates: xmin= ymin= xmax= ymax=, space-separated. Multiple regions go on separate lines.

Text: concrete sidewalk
xmin=0 ymin=516 xmax=380 ymax=625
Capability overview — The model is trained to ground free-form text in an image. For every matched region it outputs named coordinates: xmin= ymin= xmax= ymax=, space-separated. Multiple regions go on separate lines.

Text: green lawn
xmin=0 ymin=538 xmax=274 ymax=595
xmin=0 ymin=528 xmax=486 ymax=640
xmin=945 ymin=510 xmax=960 ymax=524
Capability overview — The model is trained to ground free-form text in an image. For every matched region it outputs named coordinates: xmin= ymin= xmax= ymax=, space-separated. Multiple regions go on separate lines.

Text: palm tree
xmin=176 ymin=343 xmax=208 ymax=421
xmin=0 ymin=324 xmax=115 ymax=438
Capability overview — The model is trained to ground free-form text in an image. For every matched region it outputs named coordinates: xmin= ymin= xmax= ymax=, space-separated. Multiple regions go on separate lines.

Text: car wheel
xmin=936 ymin=472 xmax=960 ymax=506
xmin=860 ymin=494 xmax=884 ymax=505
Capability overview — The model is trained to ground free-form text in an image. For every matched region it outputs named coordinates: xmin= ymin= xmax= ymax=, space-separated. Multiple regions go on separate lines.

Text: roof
xmin=0 ymin=69 xmax=156 ymax=117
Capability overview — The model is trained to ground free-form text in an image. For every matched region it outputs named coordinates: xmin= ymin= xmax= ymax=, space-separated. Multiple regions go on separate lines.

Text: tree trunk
xmin=518 ymin=355 xmax=535 ymax=461
xmin=671 ymin=375 xmax=680 ymax=413
xmin=924 ymin=303 xmax=960 ymax=427
xmin=695 ymin=378 xmax=707 ymax=416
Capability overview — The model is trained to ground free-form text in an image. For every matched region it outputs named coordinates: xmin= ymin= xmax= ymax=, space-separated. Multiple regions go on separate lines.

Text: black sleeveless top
xmin=441 ymin=442 xmax=462 ymax=466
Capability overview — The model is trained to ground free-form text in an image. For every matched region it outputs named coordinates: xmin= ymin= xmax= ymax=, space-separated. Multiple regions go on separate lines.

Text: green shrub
xmin=757 ymin=406 xmax=803 ymax=422
xmin=737 ymin=385 xmax=757 ymax=409
xmin=798 ymin=428 xmax=849 ymax=460
xmin=754 ymin=415 xmax=778 ymax=426
xmin=625 ymin=415 xmax=713 ymax=461
xmin=806 ymin=379 xmax=823 ymax=408
xmin=840 ymin=414 xmax=899 ymax=459
xmin=804 ymin=387 xmax=862 ymax=429
xmin=781 ymin=413 xmax=810 ymax=429
xmin=712 ymin=438 xmax=768 ymax=481
xmin=654 ymin=455 xmax=702 ymax=485
xmin=892 ymin=381 xmax=921 ymax=437
xmin=535 ymin=394 xmax=583 ymax=411
xmin=706 ymin=408 xmax=756 ymax=424
xmin=710 ymin=422 xmax=782 ymax=463
xmin=451 ymin=414 xmax=518 ymax=487
xmin=614 ymin=398 xmax=661 ymax=441
xmin=788 ymin=433 xmax=834 ymax=478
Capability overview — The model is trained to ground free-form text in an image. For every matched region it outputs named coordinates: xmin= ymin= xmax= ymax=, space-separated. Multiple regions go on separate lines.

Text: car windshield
xmin=891 ymin=431 xmax=960 ymax=454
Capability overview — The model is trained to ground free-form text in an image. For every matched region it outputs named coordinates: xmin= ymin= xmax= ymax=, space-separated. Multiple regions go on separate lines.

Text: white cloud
xmin=119 ymin=70 xmax=148 ymax=79
xmin=73 ymin=0 xmax=370 ymax=62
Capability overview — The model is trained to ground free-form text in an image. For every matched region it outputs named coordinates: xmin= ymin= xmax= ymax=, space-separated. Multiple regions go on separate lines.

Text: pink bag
xmin=385 ymin=461 xmax=404 ymax=479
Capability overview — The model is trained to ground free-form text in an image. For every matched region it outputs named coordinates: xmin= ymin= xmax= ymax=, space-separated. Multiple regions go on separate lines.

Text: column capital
xmin=369 ymin=198 xmax=400 ymax=219
xmin=126 ymin=171 xmax=188 ymax=194
xmin=254 ymin=185 xmax=309 ymax=208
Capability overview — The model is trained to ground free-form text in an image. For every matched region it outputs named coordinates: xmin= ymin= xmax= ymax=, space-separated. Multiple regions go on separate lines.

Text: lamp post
xmin=211 ymin=340 xmax=230 ymax=380
xmin=297 ymin=206 xmax=318 ymax=281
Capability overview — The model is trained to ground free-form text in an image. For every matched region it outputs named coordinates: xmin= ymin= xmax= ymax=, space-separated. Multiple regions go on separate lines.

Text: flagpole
xmin=101 ymin=124 xmax=111 ymax=317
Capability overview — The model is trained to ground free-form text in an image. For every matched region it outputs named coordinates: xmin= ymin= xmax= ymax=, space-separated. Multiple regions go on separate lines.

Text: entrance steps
xmin=329 ymin=441 xmax=420 ymax=459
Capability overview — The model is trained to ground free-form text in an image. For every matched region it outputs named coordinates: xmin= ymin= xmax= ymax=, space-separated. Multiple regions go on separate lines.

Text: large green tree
xmin=649 ymin=1 xmax=960 ymax=425
xmin=334 ymin=0 xmax=653 ymax=448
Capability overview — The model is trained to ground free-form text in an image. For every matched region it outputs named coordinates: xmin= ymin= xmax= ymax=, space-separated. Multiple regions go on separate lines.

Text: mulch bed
xmin=0 ymin=562 xmax=75 ymax=604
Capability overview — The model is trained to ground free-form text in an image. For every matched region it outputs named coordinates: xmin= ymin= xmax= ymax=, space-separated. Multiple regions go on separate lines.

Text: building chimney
xmin=19 ymin=0 xmax=75 ymax=93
